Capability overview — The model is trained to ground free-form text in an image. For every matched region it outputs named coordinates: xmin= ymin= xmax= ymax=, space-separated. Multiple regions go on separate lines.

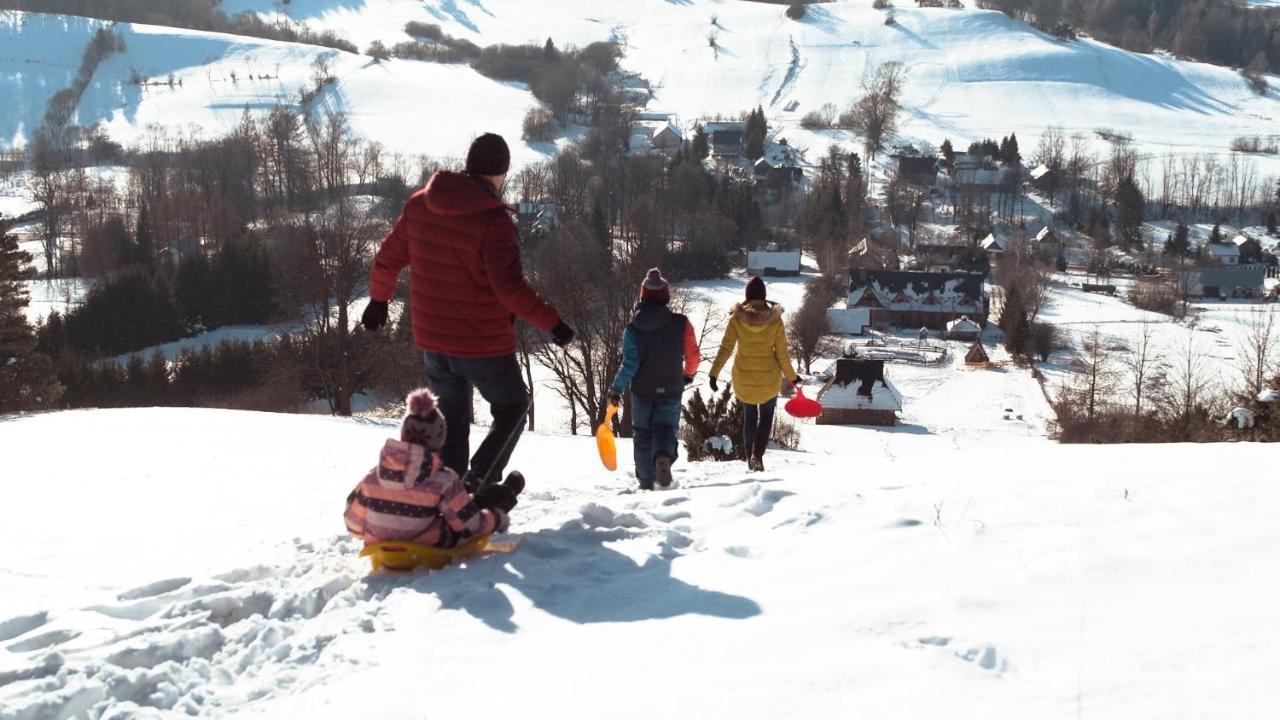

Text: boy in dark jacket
xmin=608 ymin=269 xmax=700 ymax=490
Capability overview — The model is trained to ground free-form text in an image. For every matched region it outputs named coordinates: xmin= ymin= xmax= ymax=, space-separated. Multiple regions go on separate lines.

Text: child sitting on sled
xmin=345 ymin=388 xmax=524 ymax=548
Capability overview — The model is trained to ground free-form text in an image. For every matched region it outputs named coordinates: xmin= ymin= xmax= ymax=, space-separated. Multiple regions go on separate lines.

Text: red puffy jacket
xmin=369 ymin=172 xmax=561 ymax=358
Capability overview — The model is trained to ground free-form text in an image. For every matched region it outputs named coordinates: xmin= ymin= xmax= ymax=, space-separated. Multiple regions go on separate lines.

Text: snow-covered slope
xmin=225 ymin=0 xmax=1280 ymax=168
xmin=3 ymin=356 xmax=1278 ymax=718
xmin=0 ymin=10 xmax=551 ymax=166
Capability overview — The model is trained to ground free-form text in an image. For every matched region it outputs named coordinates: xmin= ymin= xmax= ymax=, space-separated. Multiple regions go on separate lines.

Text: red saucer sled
xmin=784 ymin=385 xmax=823 ymax=419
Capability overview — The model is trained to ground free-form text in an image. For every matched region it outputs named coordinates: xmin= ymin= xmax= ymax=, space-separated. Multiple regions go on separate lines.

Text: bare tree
xmin=1157 ymin=333 xmax=1217 ymax=440
xmin=1122 ymin=316 xmax=1159 ymax=417
xmin=27 ymin=166 xmax=69 ymax=276
xmin=1069 ymin=325 xmax=1120 ymax=422
xmin=848 ymin=61 xmax=906 ymax=163
xmin=1034 ymin=126 xmax=1065 ymax=205
xmin=1236 ymin=305 xmax=1278 ymax=402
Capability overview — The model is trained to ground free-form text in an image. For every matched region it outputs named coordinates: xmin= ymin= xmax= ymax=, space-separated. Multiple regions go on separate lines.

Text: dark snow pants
xmin=424 ymin=351 xmax=529 ymax=487
xmin=743 ymin=398 xmax=777 ymax=460
xmin=630 ymin=395 xmax=682 ymax=485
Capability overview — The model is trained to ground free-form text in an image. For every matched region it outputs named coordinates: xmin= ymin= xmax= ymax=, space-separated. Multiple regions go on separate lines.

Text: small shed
xmin=946 ymin=315 xmax=982 ymax=341
xmin=816 ymin=357 xmax=902 ymax=426
xmin=980 ymin=233 xmax=1006 ymax=256
xmin=964 ymin=341 xmax=990 ymax=366
xmin=747 ymin=249 xmax=802 ymax=276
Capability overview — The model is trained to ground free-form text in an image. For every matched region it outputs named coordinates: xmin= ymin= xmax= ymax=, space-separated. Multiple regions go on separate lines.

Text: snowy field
xmin=20 ymin=277 xmax=93 ymax=324
xmin=1036 ymin=278 xmax=1275 ymax=404
xmin=2 ymin=346 xmax=1278 ymax=717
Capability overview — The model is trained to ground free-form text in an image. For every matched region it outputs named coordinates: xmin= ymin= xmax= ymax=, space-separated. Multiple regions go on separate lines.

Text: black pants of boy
xmin=424 ymin=351 xmax=529 ymax=487
xmin=743 ymin=398 xmax=777 ymax=459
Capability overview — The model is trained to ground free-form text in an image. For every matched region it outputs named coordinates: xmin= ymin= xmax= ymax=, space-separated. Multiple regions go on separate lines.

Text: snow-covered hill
xmin=225 ymin=0 xmax=1280 ymax=168
xmin=7 ymin=1 xmax=1280 ymax=169
xmin=0 ymin=10 xmax=553 ymax=166
xmin=2 ymin=353 xmax=1278 ymax=718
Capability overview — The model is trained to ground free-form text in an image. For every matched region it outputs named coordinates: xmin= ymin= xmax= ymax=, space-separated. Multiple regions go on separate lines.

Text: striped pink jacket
xmin=345 ymin=439 xmax=507 ymax=548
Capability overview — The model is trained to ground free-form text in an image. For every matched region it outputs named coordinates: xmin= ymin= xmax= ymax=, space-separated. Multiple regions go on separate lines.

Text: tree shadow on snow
xmin=395 ymin=525 xmax=762 ymax=633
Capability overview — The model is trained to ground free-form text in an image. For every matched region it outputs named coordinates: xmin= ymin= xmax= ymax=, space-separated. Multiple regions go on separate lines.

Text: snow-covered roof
xmin=946 ymin=316 xmax=982 ymax=333
xmin=820 ymin=376 xmax=904 ymax=411
xmin=1035 ymin=226 xmax=1054 ymax=242
xmin=704 ymin=120 xmax=746 ymax=133
xmin=1030 ymin=163 xmax=1051 ymax=180
xmin=1232 ymin=234 xmax=1252 ymax=247
xmin=1207 ymin=243 xmax=1240 ymax=258
xmin=980 ymin=233 xmax=1005 ymax=251
xmin=747 ymin=250 xmax=802 ymax=272
xmin=757 ymin=142 xmax=806 ymax=169
xmin=849 ymin=270 xmax=986 ymax=313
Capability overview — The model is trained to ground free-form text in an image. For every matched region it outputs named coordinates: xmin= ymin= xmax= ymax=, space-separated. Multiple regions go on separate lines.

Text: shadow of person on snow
xmin=387 ymin=524 xmax=762 ymax=633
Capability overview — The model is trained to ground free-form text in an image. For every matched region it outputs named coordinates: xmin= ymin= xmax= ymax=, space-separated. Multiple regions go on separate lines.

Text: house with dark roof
xmin=893 ymin=155 xmax=939 ymax=186
xmin=848 ymin=269 xmax=989 ymax=329
xmin=1181 ymin=264 xmax=1265 ymax=299
xmin=705 ymin=120 xmax=746 ymax=157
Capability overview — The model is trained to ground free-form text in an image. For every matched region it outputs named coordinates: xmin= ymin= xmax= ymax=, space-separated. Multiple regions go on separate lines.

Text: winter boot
xmin=502 ymin=471 xmax=525 ymax=499
xmin=638 ymin=478 xmax=655 ymax=491
xmin=654 ymin=455 xmax=673 ymax=489
xmin=753 ymin=453 xmax=765 ymax=472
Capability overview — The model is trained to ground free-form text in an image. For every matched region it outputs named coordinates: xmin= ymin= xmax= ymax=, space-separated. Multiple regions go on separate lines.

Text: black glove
xmin=708 ymin=376 xmax=719 ymax=392
xmin=608 ymin=392 xmax=622 ymax=407
xmin=683 ymin=374 xmax=693 ymax=386
xmin=361 ymin=300 xmax=388 ymax=331
xmin=550 ymin=320 xmax=575 ymax=347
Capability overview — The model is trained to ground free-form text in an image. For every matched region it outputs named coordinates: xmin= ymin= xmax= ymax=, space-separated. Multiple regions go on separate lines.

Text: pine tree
xmin=940 ymin=138 xmax=954 ymax=167
xmin=134 ymin=203 xmax=155 ymax=271
xmin=1267 ymin=211 xmax=1277 ymax=235
xmin=1004 ymin=132 xmax=1021 ymax=166
xmin=691 ymin=125 xmax=709 ymax=160
xmin=1209 ymin=223 xmax=1222 ymax=244
xmin=1115 ymin=176 xmax=1144 ymax=250
xmin=745 ymin=106 xmax=767 ymax=161
xmin=0 ymin=222 xmax=62 ymax=411
xmin=1163 ymin=221 xmax=1190 ymax=257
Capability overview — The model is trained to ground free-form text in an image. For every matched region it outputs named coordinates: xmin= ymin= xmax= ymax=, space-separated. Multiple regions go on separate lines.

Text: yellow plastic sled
xmin=360 ymin=535 xmax=519 ymax=573
xmin=596 ymin=402 xmax=619 ymax=471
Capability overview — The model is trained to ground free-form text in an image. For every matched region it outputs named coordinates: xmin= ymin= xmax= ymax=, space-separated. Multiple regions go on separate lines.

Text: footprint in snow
xmin=6 ymin=628 xmax=80 ymax=653
xmin=0 ymin=611 xmax=49 ymax=642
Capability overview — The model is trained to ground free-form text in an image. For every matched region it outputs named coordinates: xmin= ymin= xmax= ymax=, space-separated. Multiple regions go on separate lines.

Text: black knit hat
xmin=746 ymin=276 xmax=767 ymax=302
xmin=465 ymin=133 xmax=511 ymax=176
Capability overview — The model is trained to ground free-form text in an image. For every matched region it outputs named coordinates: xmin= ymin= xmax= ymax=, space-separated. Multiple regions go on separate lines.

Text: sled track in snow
xmin=769 ymin=36 xmax=802 ymax=109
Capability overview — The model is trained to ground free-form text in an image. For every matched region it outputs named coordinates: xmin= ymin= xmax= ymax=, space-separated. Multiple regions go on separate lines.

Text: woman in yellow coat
xmin=709 ymin=277 xmax=800 ymax=471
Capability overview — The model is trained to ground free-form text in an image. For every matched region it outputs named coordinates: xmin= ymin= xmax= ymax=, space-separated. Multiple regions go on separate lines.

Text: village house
xmin=629 ymin=114 xmax=683 ymax=155
xmin=705 ymin=120 xmax=746 ymax=158
xmin=1206 ymin=241 xmax=1240 ymax=266
xmin=516 ymin=201 xmax=559 ymax=238
xmin=1181 ymin=264 xmax=1266 ymax=299
xmin=980 ymin=232 xmax=1006 ymax=256
xmin=746 ymin=245 xmax=802 ymax=276
xmin=753 ymin=141 xmax=805 ymax=188
xmin=946 ymin=315 xmax=983 ymax=341
xmin=892 ymin=154 xmax=939 ymax=186
xmin=848 ymin=269 xmax=989 ymax=330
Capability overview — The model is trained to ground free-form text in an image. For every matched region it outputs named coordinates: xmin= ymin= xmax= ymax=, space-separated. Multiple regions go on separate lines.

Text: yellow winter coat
xmin=710 ymin=300 xmax=799 ymax=406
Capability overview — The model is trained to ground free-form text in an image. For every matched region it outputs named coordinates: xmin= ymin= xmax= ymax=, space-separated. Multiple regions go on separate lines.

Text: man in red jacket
xmin=361 ymin=133 xmax=574 ymax=490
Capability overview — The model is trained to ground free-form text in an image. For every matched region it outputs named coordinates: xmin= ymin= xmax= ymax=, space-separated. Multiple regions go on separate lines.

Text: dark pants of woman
xmin=743 ymin=398 xmax=777 ymax=460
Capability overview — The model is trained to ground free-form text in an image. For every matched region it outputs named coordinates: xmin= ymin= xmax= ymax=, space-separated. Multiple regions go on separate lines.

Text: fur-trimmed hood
xmin=731 ymin=300 xmax=784 ymax=328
